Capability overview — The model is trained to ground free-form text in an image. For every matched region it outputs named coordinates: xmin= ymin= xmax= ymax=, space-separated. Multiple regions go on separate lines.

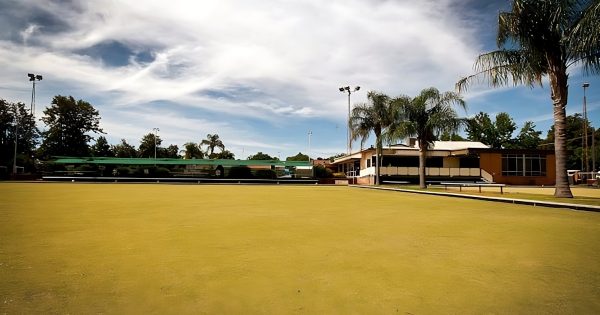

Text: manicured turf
xmin=1 ymin=183 xmax=600 ymax=313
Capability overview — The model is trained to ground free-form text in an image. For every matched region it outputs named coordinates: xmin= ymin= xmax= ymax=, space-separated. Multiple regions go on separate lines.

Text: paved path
xmin=352 ymin=185 xmax=600 ymax=212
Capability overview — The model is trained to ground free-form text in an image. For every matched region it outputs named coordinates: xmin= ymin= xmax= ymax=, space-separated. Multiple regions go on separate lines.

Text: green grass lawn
xmin=1 ymin=183 xmax=600 ymax=313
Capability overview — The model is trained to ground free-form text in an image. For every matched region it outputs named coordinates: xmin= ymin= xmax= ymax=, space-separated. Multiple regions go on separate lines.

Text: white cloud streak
xmin=0 ymin=0 xmax=498 ymax=157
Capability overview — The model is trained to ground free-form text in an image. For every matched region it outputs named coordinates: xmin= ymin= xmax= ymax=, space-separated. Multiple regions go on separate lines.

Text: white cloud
xmin=0 ymin=0 xmax=506 ymax=157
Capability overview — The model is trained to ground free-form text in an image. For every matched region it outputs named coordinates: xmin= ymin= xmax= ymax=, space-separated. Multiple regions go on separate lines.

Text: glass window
xmin=502 ymin=154 xmax=546 ymax=176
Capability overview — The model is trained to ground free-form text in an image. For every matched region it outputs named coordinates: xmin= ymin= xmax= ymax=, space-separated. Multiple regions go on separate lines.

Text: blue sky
xmin=0 ymin=0 xmax=598 ymax=159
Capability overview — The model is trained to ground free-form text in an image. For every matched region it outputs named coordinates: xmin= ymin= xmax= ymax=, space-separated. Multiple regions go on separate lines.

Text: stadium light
xmin=28 ymin=73 xmax=42 ymax=115
xmin=339 ymin=85 xmax=360 ymax=154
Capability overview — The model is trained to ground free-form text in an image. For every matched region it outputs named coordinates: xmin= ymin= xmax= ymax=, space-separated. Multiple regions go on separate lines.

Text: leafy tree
xmin=201 ymin=134 xmax=225 ymax=156
xmin=327 ymin=153 xmax=345 ymax=162
xmin=39 ymin=96 xmax=102 ymax=158
xmin=138 ymin=133 xmax=162 ymax=158
xmin=512 ymin=121 xmax=542 ymax=149
xmin=541 ymin=114 xmax=590 ymax=170
xmin=350 ymin=91 xmax=398 ymax=185
xmin=439 ymin=131 xmax=465 ymax=141
xmin=112 ymin=139 xmax=137 ymax=158
xmin=457 ymin=0 xmax=600 ymax=197
xmin=466 ymin=112 xmax=516 ymax=148
xmin=91 ymin=136 xmax=113 ymax=157
xmin=161 ymin=144 xmax=179 ymax=158
xmin=466 ymin=112 xmax=495 ymax=144
xmin=286 ymin=152 xmax=309 ymax=161
xmin=247 ymin=152 xmax=278 ymax=160
xmin=182 ymin=142 xmax=204 ymax=159
xmin=494 ymin=112 xmax=517 ymax=148
xmin=0 ymin=100 xmax=39 ymax=171
xmin=388 ymin=87 xmax=465 ymax=188
xmin=210 ymin=150 xmax=235 ymax=159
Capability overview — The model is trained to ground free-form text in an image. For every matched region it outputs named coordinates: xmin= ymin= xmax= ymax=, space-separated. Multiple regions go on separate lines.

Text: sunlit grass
xmin=1 ymin=183 xmax=600 ymax=313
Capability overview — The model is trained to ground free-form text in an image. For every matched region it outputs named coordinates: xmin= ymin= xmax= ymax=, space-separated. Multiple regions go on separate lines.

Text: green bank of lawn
xmin=1 ymin=183 xmax=600 ymax=313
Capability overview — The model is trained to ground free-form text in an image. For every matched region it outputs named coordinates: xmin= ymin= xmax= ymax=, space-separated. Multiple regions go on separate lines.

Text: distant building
xmin=332 ymin=140 xmax=555 ymax=185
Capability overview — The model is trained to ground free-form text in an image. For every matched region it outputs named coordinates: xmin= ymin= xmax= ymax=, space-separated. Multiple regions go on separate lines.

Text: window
xmin=502 ymin=154 xmax=546 ymax=176
xmin=367 ymin=159 xmax=371 ymax=168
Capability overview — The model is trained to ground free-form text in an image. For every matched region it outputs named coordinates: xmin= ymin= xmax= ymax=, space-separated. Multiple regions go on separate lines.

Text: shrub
xmin=115 ymin=167 xmax=131 ymax=176
xmin=255 ymin=169 xmax=277 ymax=179
xmin=228 ymin=166 xmax=253 ymax=179
xmin=155 ymin=167 xmax=171 ymax=178
xmin=314 ymin=165 xmax=333 ymax=178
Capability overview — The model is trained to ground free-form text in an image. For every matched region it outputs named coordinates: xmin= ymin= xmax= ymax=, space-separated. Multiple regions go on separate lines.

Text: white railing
xmin=360 ymin=166 xmax=481 ymax=177
xmin=480 ymin=169 xmax=494 ymax=183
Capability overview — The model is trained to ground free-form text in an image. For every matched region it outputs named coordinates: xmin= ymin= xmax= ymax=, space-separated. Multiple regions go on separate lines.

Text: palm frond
xmin=568 ymin=0 xmax=600 ymax=74
xmin=456 ymin=50 xmax=544 ymax=92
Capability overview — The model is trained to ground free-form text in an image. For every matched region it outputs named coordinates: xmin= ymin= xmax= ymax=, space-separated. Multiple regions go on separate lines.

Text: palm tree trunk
xmin=375 ymin=138 xmax=381 ymax=185
xmin=549 ymin=67 xmax=573 ymax=198
xmin=418 ymin=140 xmax=426 ymax=189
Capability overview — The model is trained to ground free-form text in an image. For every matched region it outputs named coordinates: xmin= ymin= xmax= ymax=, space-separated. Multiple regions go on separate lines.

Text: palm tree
xmin=200 ymin=134 xmax=225 ymax=157
xmin=350 ymin=91 xmax=398 ymax=185
xmin=387 ymin=88 xmax=465 ymax=189
xmin=182 ymin=142 xmax=204 ymax=159
xmin=456 ymin=0 xmax=600 ymax=198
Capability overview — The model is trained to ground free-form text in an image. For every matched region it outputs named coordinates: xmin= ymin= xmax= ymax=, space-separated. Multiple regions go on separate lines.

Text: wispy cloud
xmin=4 ymin=0 xmax=566 ymax=157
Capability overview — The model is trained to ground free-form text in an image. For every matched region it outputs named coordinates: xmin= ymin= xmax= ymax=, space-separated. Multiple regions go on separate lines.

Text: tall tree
xmin=457 ymin=0 xmax=600 ymax=198
xmin=39 ymin=95 xmax=102 ymax=158
xmin=388 ymin=87 xmax=465 ymax=188
xmin=512 ymin=121 xmax=542 ymax=149
xmin=91 ymin=136 xmax=113 ymax=157
xmin=286 ymin=152 xmax=310 ymax=161
xmin=350 ymin=91 xmax=398 ymax=185
xmin=112 ymin=139 xmax=137 ymax=158
xmin=541 ymin=113 xmax=590 ymax=170
xmin=0 ymin=100 xmax=39 ymax=171
xmin=161 ymin=144 xmax=179 ymax=158
xmin=138 ymin=133 xmax=162 ymax=158
xmin=182 ymin=142 xmax=204 ymax=159
xmin=201 ymin=134 xmax=225 ymax=156
xmin=247 ymin=152 xmax=278 ymax=160
xmin=440 ymin=131 xmax=465 ymax=141
xmin=211 ymin=150 xmax=235 ymax=159
xmin=466 ymin=112 xmax=516 ymax=148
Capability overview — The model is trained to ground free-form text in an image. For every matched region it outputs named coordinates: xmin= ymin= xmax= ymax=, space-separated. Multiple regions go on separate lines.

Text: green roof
xmin=50 ymin=157 xmax=312 ymax=167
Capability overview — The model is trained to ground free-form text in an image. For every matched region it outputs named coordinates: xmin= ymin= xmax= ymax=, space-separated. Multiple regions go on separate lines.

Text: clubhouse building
xmin=332 ymin=140 xmax=555 ymax=186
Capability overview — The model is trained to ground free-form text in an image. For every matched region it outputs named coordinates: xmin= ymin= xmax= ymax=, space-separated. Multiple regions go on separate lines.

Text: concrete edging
xmin=350 ymin=185 xmax=600 ymax=212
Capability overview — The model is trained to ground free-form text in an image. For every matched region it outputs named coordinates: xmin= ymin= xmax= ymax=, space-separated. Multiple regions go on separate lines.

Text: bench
xmin=439 ymin=182 xmax=506 ymax=194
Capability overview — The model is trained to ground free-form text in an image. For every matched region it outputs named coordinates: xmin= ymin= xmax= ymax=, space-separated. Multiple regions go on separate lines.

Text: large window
xmin=502 ymin=154 xmax=546 ymax=176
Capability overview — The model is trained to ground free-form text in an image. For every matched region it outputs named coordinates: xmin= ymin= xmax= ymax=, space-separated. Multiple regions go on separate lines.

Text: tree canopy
xmin=247 ymin=152 xmax=278 ymax=160
xmin=39 ymin=95 xmax=102 ymax=158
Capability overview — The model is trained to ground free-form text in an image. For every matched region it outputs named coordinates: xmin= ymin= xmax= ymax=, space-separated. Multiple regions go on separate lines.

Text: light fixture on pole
xmin=308 ymin=130 xmax=312 ymax=162
xmin=339 ymin=85 xmax=360 ymax=155
xmin=152 ymin=128 xmax=160 ymax=161
xmin=582 ymin=82 xmax=589 ymax=176
xmin=12 ymin=104 xmax=18 ymax=175
xmin=28 ymin=73 xmax=42 ymax=115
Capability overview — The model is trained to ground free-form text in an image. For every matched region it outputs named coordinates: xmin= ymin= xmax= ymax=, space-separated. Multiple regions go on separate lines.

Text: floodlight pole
xmin=308 ymin=130 xmax=312 ymax=162
xmin=12 ymin=104 xmax=18 ymax=175
xmin=339 ymin=85 xmax=360 ymax=155
xmin=152 ymin=127 xmax=160 ymax=162
xmin=28 ymin=73 xmax=42 ymax=115
xmin=582 ymin=83 xmax=589 ymax=176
